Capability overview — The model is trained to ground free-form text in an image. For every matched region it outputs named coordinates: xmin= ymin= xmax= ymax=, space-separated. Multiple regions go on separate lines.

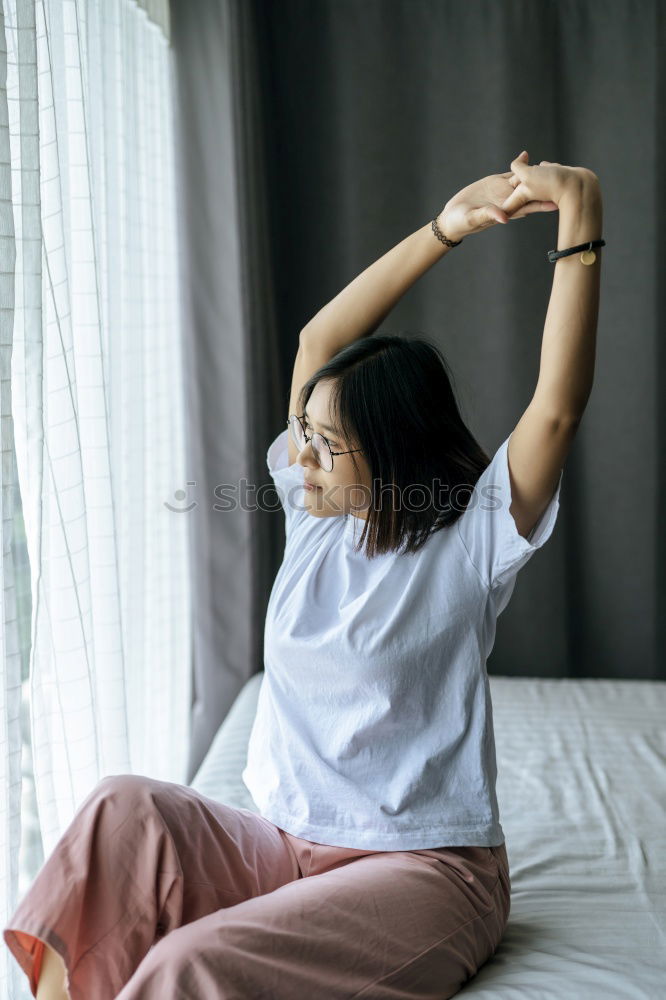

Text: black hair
xmin=296 ymin=333 xmax=492 ymax=558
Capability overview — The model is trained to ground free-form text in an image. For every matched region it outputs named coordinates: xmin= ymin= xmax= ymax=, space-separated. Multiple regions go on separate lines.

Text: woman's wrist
xmin=557 ymin=177 xmax=603 ymax=249
xmin=559 ymin=171 xmax=602 ymax=208
xmin=435 ymin=206 xmax=464 ymax=246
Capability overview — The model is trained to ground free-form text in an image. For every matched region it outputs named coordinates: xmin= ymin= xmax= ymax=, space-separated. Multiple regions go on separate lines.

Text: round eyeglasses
xmin=287 ymin=413 xmax=363 ymax=473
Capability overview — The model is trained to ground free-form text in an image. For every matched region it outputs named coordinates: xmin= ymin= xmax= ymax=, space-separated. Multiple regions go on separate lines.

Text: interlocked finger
xmin=507 ymin=198 xmax=559 ymax=220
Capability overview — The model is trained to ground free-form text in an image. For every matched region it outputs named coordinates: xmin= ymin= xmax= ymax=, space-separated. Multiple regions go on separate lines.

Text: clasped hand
xmin=440 ymin=151 xmax=600 ymax=243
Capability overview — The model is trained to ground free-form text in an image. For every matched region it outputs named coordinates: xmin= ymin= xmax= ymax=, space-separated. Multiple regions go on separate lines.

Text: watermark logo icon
xmin=164 ymin=481 xmax=198 ymax=512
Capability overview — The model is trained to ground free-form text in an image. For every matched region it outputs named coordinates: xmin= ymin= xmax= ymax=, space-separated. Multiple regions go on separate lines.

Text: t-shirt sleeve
xmin=455 ymin=434 xmax=562 ymax=591
xmin=266 ymin=428 xmax=308 ymax=536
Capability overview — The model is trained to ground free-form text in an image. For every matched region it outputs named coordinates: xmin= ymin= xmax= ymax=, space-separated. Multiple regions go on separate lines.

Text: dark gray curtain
xmin=171 ymin=0 xmax=284 ymax=781
xmin=171 ymin=0 xmax=663 ymax=780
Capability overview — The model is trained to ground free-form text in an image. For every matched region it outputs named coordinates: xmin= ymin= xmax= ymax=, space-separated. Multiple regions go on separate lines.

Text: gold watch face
xmin=580 ymin=249 xmax=597 ymax=265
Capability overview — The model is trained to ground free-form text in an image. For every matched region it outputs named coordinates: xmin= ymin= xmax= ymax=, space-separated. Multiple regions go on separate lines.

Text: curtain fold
xmin=171 ymin=0 xmax=284 ymax=783
xmin=1 ymin=2 xmax=187 ymax=996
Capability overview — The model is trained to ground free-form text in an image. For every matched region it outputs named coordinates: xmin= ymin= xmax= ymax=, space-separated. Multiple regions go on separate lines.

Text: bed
xmin=191 ymin=672 xmax=666 ymax=998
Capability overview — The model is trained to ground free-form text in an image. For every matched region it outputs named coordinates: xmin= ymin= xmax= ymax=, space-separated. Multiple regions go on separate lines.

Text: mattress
xmin=191 ymin=673 xmax=666 ymax=998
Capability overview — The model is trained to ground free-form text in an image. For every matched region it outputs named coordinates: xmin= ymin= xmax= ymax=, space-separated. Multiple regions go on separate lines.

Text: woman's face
xmin=296 ymin=381 xmax=372 ymax=521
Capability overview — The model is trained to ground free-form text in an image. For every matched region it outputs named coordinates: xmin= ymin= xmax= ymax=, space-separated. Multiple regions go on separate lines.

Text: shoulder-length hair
xmin=296 ymin=333 xmax=492 ymax=558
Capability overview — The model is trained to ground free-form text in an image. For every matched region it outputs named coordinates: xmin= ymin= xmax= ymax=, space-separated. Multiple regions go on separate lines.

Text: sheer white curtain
xmin=0 ymin=1 xmax=190 ymax=996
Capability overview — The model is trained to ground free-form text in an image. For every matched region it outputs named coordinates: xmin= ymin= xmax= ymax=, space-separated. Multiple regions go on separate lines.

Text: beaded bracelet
xmin=431 ymin=216 xmax=463 ymax=247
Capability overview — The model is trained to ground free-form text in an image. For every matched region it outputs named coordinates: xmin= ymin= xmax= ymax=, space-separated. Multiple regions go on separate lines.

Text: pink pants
xmin=3 ymin=774 xmax=510 ymax=999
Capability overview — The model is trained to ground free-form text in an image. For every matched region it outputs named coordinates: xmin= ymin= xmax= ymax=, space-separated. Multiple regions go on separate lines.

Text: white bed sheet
xmin=192 ymin=674 xmax=666 ymax=998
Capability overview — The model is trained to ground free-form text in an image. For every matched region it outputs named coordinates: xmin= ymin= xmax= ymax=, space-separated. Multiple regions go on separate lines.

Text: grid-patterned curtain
xmin=0 ymin=2 xmax=189 ymax=996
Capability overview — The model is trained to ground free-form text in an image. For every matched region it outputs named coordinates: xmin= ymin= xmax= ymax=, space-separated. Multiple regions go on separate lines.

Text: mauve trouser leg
xmin=2 ymin=774 xmax=302 ymax=999
xmin=116 ymin=833 xmax=511 ymax=999
xmin=3 ymin=772 xmax=511 ymax=999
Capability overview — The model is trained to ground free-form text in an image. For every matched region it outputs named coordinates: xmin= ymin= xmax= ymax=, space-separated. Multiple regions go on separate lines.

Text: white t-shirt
xmin=241 ymin=427 xmax=562 ymax=849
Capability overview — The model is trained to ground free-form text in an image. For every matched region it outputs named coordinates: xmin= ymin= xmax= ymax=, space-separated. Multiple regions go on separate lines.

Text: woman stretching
xmin=3 ymin=151 xmax=603 ymax=999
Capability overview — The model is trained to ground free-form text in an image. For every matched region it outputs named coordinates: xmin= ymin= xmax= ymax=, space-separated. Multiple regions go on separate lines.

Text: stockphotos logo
xmin=163 ymin=477 xmax=506 ymax=516
xmin=164 ymin=481 xmax=198 ymax=512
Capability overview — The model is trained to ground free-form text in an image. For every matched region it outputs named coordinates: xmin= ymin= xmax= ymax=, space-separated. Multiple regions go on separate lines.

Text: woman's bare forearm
xmin=533 ymin=179 xmax=603 ymax=421
xmin=300 ymin=218 xmax=452 ymax=354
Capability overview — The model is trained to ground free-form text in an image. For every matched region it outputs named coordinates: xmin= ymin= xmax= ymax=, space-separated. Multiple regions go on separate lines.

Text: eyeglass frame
xmin=287 ymin=413 xmax=363 ymax=472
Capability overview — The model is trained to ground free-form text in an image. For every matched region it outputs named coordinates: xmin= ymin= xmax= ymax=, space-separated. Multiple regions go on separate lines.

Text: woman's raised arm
xmin=495 ymin=154 xmax=603 ymax=541
xmin=498 ymin=154 xmax=603 ymax=421
xmin=300 ymin=219 xmax=455 ymax=356
xmin=533 ymin=178 xmax=603 ymax=422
